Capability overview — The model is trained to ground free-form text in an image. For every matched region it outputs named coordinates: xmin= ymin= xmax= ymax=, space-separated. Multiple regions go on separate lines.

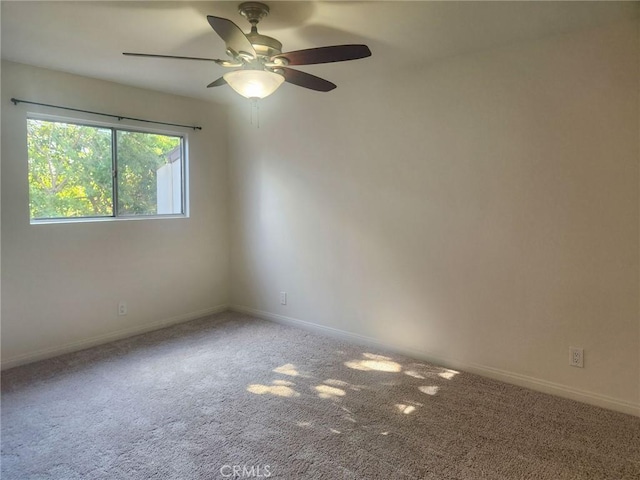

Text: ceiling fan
xmin=123 ymin=2 xmax=371 ymax=99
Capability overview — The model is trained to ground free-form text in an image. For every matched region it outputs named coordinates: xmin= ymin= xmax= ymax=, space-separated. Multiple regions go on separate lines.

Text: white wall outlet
xmin=118 ymin=302 xmax=127 ymax=316
xmin=280 ymin=292 xmax=287 ymax=305
xmin=570 ymin=347 xmax=584 ymax=368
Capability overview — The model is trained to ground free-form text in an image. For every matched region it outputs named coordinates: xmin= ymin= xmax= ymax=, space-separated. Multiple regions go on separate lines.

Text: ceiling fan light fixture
xmin=223 ymin=69 xmax=284 ymax=99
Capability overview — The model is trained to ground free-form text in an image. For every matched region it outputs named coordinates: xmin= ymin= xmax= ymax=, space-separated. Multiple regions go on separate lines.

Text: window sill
xmin=30 ymin=214 xmax=188 ymax=225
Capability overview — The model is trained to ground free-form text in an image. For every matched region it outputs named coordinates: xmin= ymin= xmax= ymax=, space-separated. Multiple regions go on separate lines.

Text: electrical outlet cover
xmin=570 ymin=347 xmax=583 ymax=368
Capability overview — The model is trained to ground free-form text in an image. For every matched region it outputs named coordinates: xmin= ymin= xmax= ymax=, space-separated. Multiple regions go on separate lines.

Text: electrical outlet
xmin=118 ymin=302 xmax=127 ymax=316
xmin=570 ymin=347 xmax=583 ymax=368
xmin=280 ymin=292 xmax=287 ymax=305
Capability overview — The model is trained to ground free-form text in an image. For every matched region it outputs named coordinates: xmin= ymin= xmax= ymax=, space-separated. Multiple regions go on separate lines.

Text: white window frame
xmin=27 ymin=113 xmax=189 ymax=224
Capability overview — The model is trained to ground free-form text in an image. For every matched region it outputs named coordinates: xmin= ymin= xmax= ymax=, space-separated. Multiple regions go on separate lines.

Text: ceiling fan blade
xmin=281 ymin=68 xmax=336 ymax=92
xmin=207 ymin=77 xmax=227 ymax=88
xmin=272 ymin=45 xmax=371 ymax=66
xmin=123 ymin=52 xmax=228 ymax=65
xmin=207 ymin=15 xmax=256 ymax=58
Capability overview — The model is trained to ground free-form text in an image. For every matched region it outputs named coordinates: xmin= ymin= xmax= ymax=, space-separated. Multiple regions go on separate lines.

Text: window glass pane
xmin=116 ymin=131 xmax=183 ymax=216
xmin=27 ymin=119 xmax=113 ymax=219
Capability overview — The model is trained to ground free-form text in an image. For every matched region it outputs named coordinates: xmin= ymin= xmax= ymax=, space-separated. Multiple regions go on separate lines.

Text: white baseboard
xmin=1 ymin=304 xmax=229 ymax=370
xmin=230 ymin=304 xmax=640 ymax=418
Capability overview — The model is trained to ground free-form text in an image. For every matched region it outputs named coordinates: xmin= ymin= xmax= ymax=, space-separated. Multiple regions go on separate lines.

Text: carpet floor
xmin=2 ymin=311 xmax=639 ymax=479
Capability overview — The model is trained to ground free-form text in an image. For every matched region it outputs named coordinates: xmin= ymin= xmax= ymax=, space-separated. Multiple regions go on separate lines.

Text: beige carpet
xmin=2 ymin=311 xmax=639 ymax=479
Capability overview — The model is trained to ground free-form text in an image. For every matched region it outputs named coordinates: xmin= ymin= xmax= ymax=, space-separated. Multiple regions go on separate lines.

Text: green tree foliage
xmin=117 ymin=131 xmax=180 ymax=216
xmin=27 ymin=119 xmax=113 ymax=218
xmin=27 ymin=119 xmax=181 ymax=219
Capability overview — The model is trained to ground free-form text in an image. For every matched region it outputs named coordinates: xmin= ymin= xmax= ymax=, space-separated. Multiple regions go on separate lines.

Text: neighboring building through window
xmin=156 ymin=145 xmax=183 ymax=215
xmin=27 ymin=117 xmax=185 ymax=221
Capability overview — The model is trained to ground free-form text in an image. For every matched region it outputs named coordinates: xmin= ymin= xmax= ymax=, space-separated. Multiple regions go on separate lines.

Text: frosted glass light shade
xmin=223 ymin=70 xmax=285 ymax=99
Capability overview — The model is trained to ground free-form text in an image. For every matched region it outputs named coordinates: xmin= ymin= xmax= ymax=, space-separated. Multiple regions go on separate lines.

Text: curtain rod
xmin=10 ymin=98 xmax=202 ymax=131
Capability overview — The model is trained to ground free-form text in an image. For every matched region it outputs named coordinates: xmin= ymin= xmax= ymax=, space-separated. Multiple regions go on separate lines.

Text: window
xmin=27 ymin=117 xmax=185 ymax=221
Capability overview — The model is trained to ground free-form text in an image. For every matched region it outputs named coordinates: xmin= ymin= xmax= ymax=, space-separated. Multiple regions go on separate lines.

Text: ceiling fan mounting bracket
xmin=239 ymin=2 xmax=270 ymax=27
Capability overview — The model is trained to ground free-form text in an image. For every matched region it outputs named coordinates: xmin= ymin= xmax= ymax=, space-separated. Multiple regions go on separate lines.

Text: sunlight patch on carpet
xmin=396 ymin=404 xmax=416 ymax=414
xmin=438 ymin=369 xmax=460 ymax=380
xmin=273 ymin=364 xmax=300 ymax=377
xmin=344 ymin=354 xmax=402 ymax=373
xmin=419 ymin=385 xmax=440 ymax=396
xmin=362 ymin=353 xmax=393 ymax=361
xmin=324 ymin=378 xmax=364 ymax=392
xmin=247 ymin=383 xmax=300 ymax=397
xmin=273 ymin=379 xmax=294 ymax=386
xmin=324 ymin=379 xmax=350 ymax=387
xmin=315 ymin=384 xmax=346 ymax=399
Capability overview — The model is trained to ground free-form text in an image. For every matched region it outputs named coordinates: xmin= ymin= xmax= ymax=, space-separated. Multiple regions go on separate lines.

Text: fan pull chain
xmin=250 ymin=98 xmax=260 ymax=129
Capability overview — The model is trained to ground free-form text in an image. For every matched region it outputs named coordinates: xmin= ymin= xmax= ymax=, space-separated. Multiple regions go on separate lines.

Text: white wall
xmin=228 ymin=20 xmax=639 ymax=415
xmin=1 ymin=61 xmax=229 ymax=367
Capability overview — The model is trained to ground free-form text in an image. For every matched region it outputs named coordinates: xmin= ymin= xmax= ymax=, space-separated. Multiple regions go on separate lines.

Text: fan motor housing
xmin=247 ymin=32 xmax=282 ymax=57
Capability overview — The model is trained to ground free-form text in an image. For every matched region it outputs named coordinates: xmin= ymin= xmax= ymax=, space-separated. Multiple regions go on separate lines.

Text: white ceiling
xmin=2 ymin=1 xmax=638 ymax=104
